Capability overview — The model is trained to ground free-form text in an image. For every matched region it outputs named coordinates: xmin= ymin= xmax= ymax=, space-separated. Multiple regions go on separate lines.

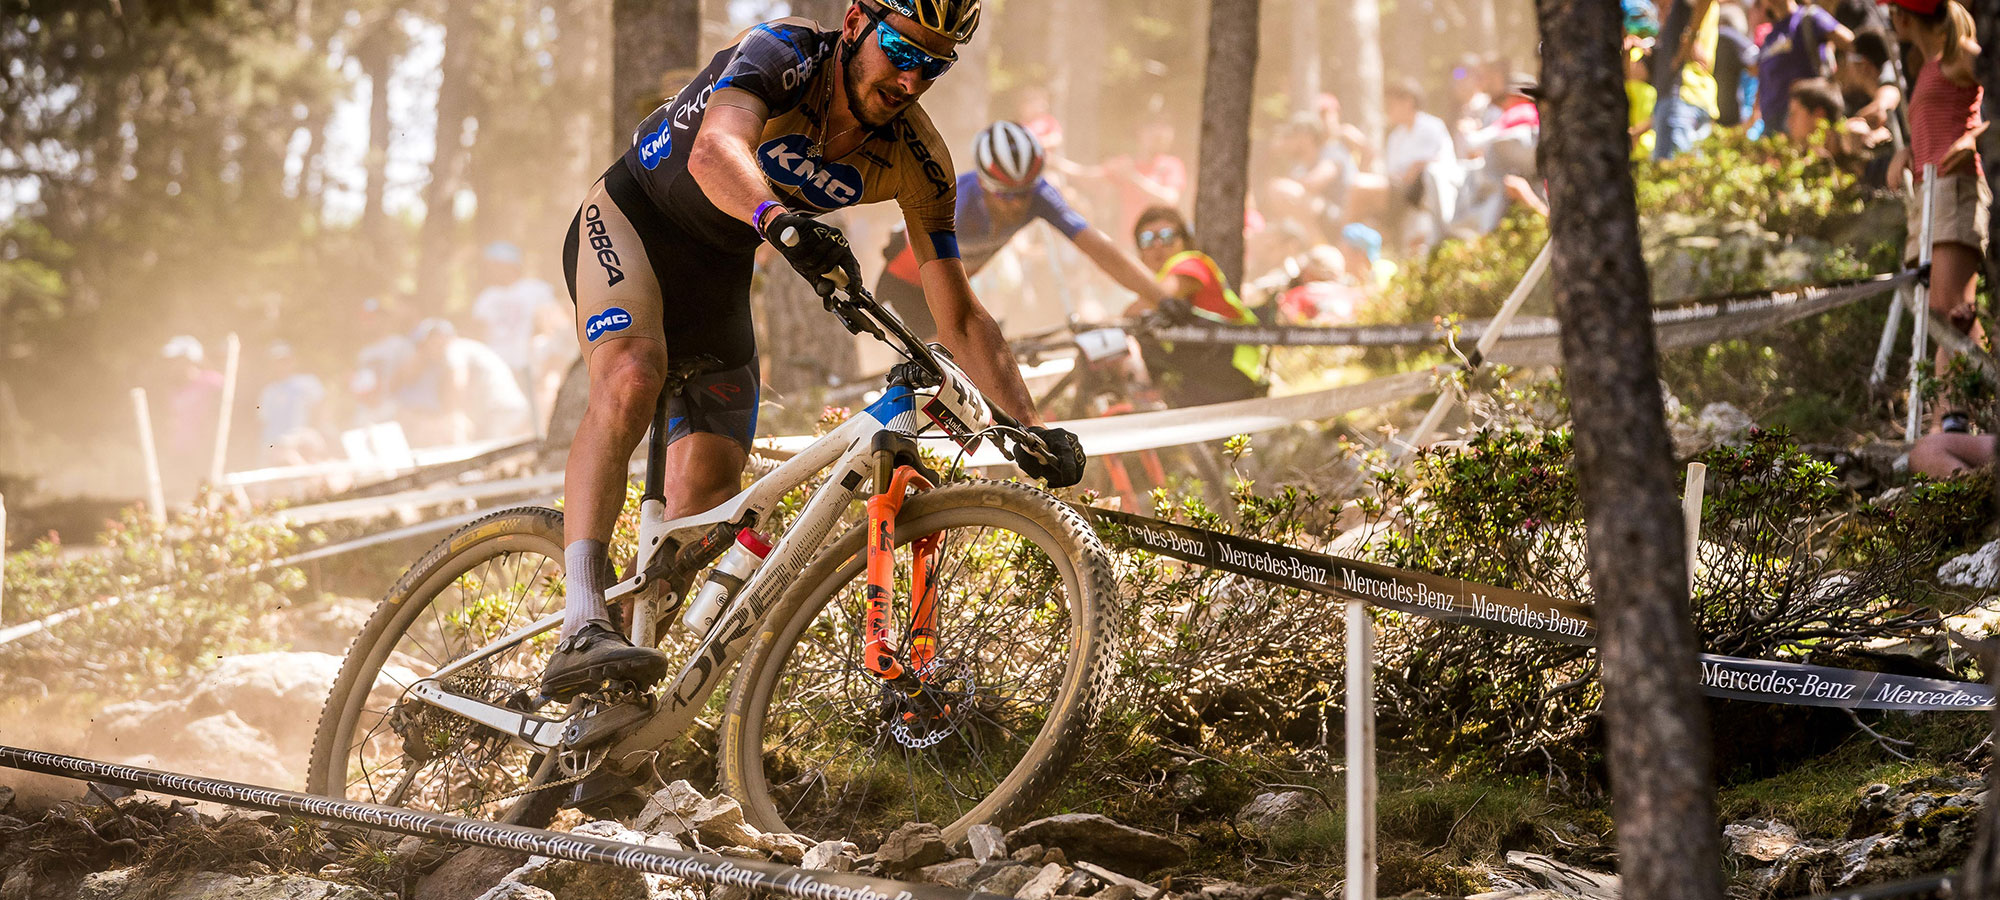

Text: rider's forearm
xmin=1073 ymin=228 xmax=1168 ymax=302
xmin=920 ymin=260 xmax=1042 ymax=426
xmin=688 ymin=97 xmax=783 ymax=229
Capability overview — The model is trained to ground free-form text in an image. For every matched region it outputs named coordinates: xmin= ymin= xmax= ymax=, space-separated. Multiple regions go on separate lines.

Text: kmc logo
xmin=585 ymin=307 xmax=634 ymax=341
xmin=757 ymin=134 xmax=863 ymax=208
xmin=637 ymin=120 xmax=673 ymax=170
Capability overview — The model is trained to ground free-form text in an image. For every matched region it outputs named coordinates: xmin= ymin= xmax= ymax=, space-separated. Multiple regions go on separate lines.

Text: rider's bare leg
xmin=661 ymin=432 xmax=750 ymax=518
xmin=564 ymin=336 xmax=667 ymax=637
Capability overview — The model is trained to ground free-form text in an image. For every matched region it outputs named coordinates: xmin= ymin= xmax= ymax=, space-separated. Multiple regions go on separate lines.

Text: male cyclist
xmin=875 ymin=120 xmax=1172 ymax=336
xmin=549 ymin=0 xmax=1086 ymax=700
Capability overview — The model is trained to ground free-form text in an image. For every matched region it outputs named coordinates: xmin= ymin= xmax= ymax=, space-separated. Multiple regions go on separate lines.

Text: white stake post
xmin=1906 ymin=166 xmax=1936 ymax=442
xmin=209 ymin=332 xmax=240 ymax=487
xmin=1394 ymin=242 xmax=1554 ymax=461
xmin=1682 ymin=462 xmax=1706 ymax=589
xmin=1345 ymin=598 xmax=1377 ymax=900
xmin=1871 ymin=166 xmax=1919 ymax=387
xmin=131 ymin=388 xmax=166 ymax=528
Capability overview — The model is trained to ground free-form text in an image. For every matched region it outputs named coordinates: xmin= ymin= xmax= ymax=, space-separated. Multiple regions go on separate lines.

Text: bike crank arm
xmin=406 ymin=681 xmax=569 ymax=752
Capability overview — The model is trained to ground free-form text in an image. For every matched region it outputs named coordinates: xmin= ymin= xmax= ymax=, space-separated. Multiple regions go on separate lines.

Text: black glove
xmin=1017 ymin=426 xmax=1086 ymax=488
xmin=764 ymin=211 xmax=860 ymax=294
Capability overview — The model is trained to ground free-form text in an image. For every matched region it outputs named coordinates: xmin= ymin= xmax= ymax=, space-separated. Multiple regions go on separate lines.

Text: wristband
xmin=752 ymin=200 xmax=781 ymax=237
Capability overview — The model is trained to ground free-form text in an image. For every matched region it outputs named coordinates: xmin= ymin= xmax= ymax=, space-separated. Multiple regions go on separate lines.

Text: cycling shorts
xmin=562 ymin=160 xmax=761 ymax=451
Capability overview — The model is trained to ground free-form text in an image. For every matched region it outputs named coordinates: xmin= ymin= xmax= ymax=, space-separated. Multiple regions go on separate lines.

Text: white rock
xmin=1724 ymin=820 xmax=1804 ymax=863
xmin=968 ymin=823 xmax=1008 ymax=864
xmin=473 ymin=883 xmax=558 ymax=900
xmin=801 ymin=840 xmax=859 ymax=872
xmin=1940 ymin=540 xmax=2000 ymax=591
xmin=753 ymin=830 xmax=813 ymax=864
xmin=633 ymin=780 xmax=708 ymax=833
xmin=1015 ymin=863 xmax=1068 ymax=900
xmin=1234 ymin=791 xmax=1316 ymax=835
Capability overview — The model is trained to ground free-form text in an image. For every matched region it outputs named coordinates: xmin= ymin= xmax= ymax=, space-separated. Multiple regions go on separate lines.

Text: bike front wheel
xmin=718 ymin=480 xmax=1124 ymax=849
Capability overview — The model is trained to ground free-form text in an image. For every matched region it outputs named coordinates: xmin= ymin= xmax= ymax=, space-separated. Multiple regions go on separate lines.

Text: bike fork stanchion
xmin=1345 ymin=598 xmax=1377 ymax=900
xmin=1906 ymin=165 xmax=1937 ymax=442
xmin=862 ymin=464 xmax=936 ymax=685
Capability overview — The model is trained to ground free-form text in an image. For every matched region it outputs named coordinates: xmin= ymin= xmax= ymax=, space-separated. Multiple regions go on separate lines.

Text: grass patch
xmin=1716 ymin=712 xmax=1987 ymax=838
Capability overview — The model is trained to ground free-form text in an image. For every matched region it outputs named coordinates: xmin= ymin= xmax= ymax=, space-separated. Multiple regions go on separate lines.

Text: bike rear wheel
xmin=306 ymin=507 xmax=570 ymax=826
xmin=718 ymin=480 xmax=1123 ymax=848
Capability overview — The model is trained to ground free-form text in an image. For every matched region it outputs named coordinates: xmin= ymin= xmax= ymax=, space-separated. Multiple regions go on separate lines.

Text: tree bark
xmin=555 ymin=0 xmax=612 ymax=193
xmin=612 ymin=0 xmax=700 ymax=159
xmin=1290 ymin=0 xmax=1320 ymax=110
xmin=1534 ymin=1 xmax=1724 ymax=900
xmin=414 ymin=0 xmax=481 ymax=312
xmin=1973 ymin=0 xmax=2000 ymax=284
xmin=1326 ymin=0 xmax=1383 ymax=148
xmin=1193 ymin=0 xmax=1259 ymax=288
xmin=355 ymin=22 xmax=393 ymax=244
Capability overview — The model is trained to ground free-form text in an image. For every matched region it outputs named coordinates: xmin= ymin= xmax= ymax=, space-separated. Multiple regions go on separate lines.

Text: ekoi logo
xmin=757 ymin=134 xmax=863 ymax=208
xmin=637 ymin=120 xmax=673 ymax=170
xmin=585 ymin=307 xmax=633 ymax=341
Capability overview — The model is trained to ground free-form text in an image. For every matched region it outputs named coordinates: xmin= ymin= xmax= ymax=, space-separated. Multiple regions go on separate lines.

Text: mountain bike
xmin=305 ymin=273 xmax=1124 ymax=849
xmin=1011 ymin=320 xmax=1231 ymax=509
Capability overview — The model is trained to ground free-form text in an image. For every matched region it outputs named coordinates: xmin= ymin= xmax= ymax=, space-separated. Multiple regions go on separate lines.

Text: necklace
xmin=810 ymin=56 xmax=864 ymax=160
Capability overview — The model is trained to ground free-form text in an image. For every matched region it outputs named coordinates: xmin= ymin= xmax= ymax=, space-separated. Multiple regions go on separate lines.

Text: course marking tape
xmin=0 ymin=746 xmax=1012 ymax=900
xmin=1082 ymin=505 xmax=1993 ymax=713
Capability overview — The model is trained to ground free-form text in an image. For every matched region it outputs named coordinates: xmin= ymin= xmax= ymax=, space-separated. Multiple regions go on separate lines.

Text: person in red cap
xmin=1884 ymin=0 xmax=1985 ymax=434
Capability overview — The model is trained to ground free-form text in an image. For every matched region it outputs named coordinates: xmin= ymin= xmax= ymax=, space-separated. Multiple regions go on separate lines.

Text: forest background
xmin=0 ymin=0 xmax=1538 ymax=502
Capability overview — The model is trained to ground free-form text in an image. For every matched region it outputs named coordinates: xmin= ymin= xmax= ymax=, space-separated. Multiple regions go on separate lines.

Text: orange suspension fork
xmin=863 ymin=464 xmax=935 ymax=686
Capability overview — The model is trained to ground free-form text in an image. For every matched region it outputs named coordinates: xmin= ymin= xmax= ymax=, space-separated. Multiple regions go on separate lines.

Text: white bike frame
xmin=405 ymin=344 xmax=1000 ymax=774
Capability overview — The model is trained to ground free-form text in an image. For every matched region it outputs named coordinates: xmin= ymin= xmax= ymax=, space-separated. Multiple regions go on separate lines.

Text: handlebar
xmin=778 ymin=226 xmax=1050 ymax=465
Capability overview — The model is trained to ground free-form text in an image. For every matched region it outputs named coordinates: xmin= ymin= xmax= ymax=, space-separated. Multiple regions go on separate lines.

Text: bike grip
xmin=779 ymin=226 xmax=799 ymax=247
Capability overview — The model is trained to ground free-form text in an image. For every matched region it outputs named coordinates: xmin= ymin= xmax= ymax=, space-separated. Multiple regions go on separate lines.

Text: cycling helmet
xmin=973 ymin=121 xmax=1045 ymax=193
xmin=871 ymin=0 xmax=981 ymax=44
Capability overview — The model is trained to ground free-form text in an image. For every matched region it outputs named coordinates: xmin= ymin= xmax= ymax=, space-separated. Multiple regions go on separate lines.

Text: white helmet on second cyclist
xmin=973 ymin=121 xmax=1045 ymax=194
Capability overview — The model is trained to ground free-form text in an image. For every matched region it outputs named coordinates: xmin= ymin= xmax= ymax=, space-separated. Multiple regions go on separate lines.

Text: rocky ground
xmin=0 ymin=753 xmax=1988 ymax=900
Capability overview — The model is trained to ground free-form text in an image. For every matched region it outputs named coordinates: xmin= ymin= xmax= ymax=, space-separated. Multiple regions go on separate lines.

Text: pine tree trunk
xmin=612 ymin=0 xmax=700 ymax=159
xmin=355 ymin=23 xmax=393 ymax=244
xmin=414 ymin=0 xmax=481 ymax=313
xmin=555 ymin=0 xmax=612 ymax=196
xmin=1326 ymin=0 xmax=1383 ymax=148
xmin=1974 ymin=0 xmax=2000 ymax=283
xmin=1193 ymin=0 xmax=1260 ymax=288
xmin=1534 ymin=1 xmax=1725 ymax=900
xmin=1291 ymin=0 xmax=1320 ymax=110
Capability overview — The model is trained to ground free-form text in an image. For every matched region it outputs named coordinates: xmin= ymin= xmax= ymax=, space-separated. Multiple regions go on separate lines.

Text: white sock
xmin=563 ymin=539 xmax=611 ymax=638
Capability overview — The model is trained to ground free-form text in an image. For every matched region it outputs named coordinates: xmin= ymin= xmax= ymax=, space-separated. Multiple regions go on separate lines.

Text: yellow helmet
xmin=871 ymin=0 xmax=980 ymax=44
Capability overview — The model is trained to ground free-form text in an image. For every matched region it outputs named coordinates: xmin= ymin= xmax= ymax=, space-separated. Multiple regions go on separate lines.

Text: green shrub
xmin=0 ymin=491 xmax=304 ymax=702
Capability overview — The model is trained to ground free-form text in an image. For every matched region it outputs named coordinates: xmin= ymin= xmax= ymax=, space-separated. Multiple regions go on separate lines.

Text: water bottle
xmin=682 ymin=528 xmax=772 ymax=634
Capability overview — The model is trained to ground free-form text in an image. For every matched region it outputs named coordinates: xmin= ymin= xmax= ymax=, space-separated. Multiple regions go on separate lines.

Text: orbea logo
xmin=586 ymin=307 xmax=633 ymax=341
xmin=757 ymin=134 xmax=863 ymax=208
xmin=637 ymin=121 xmax=672 ymax=170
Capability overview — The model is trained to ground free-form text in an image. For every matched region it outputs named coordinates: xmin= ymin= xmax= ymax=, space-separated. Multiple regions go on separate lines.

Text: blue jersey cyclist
xmin=550 ymin=0 xmax=1086 ymax=700
xmin=876 ymin=121 xmax=1173 ymax=336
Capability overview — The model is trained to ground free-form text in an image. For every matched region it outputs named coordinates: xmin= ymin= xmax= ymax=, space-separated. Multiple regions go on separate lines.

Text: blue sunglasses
xmin=863 ymin=7 xmax=956 ymax=80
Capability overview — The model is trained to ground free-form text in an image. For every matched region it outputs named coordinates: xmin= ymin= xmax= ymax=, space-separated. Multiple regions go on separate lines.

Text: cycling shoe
xmin=540 ymin=620 xmax=668 ymax=703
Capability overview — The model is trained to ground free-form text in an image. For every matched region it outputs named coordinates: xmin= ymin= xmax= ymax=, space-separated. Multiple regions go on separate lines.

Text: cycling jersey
xmin=623 ymin=18 xmax=960 ymax=262
xmin=881 ymin=173 xmax=1088 ymax=284
xmin=563 ymin=18 xmax=964 ymax=452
